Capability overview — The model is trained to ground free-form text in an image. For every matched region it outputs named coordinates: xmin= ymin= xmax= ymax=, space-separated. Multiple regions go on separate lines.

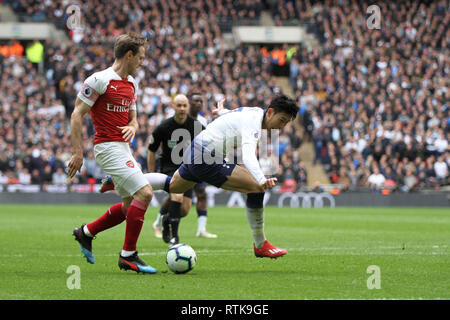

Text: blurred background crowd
xmin=0 ymin=0 xmax=448 ymax=193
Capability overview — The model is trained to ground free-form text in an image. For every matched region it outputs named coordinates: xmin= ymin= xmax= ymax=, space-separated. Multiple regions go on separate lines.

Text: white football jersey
xmin=195 ymin=107 xmax=266 ymax=185
xmin=195 ymin=114 xmax=208 ymax=127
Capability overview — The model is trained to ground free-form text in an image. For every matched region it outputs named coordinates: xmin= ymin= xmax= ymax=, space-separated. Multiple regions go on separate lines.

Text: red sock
xmin=86 ymin=202 xmax=126 ymax=236
xmin=123 ymin=199 xmax=148 ymax=252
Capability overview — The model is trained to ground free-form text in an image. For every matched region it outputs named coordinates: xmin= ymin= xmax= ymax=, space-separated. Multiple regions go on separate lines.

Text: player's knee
xmin=247 ymin=178 xmax=265 ymax=194
xmin=135 ymin=185 xmax=153 ymax=203
xmin=255 ymin=185 xmax=265 ymax=193
xmin=195 ymin=185 xmax=206 ymax=195
xmin=246 ymin=192 xmax=265 ymax=209
xmin=246 ymin=183 xmax=265 ymax=194
xmin=181 ymin=205 xmax=190 ymax=217
xmin=170 ymin=193 xmax=183 ymax=202
xmin=196 ymin=191 xmax=207 ymax=203
xmin=169 ymin=180 xmax=181 ymax=193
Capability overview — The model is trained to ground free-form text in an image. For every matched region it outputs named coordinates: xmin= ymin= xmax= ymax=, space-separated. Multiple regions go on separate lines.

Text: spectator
xmin=280 ymin=169 xmax=297 ymax=192
xmin=52 ymin=167 xmax=67 ymax=185
xmin=18 ymin=168 xmax=31 ymax=185
xmin=295 ymin=161 xmax=308 ymax=187
xmin=284 ymin=0 xmax=449 ymax=191
xmin=367 ymin=166 xmax=386 ymax=192
xmin=400 ymin=168 xmax=418 ymax=193
xmin=30 ymin=168 xmax=43 ymax=185
xmin=434 ymin=155 xmax=449 ymax=186
xmin=259 ymin=147 xmax=279 ymax=176
xmin=0 ymin=171 xmax=8 ymax=185
xmin=3 ymin=0 xmax=448 ymax=194
xmin=336 ymin=167 xmax=350 ymax=192
xmin=382 ymin=166 xmax=397 ymax=190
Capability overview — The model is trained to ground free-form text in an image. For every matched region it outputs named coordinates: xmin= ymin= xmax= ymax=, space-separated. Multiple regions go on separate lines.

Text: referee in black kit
xmin=148 ymin=94 xmax=216 ymax=245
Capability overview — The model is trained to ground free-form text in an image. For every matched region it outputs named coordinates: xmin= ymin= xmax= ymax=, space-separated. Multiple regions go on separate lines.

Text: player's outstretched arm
xmin=212 ymin=98 xmax=231 ymax=117
xmin=261 ymin=177 xmax=278 ymax=191
xmin=241 ymin=142 xmax=278 ymax=191
xmin=68 ymin=98 xmax=91 ymax=179
xmin=147 ymin=150 xmax=156 ymax=172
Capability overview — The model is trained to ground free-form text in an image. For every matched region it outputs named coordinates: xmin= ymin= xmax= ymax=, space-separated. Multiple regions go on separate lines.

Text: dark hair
xmin=268 ymin=94 xmax=298 ymax=119
xmin=114 ymin=32 xmax=147 ymax=59
xmin=189 ymin=92 xmax=203 ymax=99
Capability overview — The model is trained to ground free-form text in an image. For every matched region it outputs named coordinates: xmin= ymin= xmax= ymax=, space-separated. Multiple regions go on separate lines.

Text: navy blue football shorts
xmin=178 ymin=140 xmax=236 ymax=188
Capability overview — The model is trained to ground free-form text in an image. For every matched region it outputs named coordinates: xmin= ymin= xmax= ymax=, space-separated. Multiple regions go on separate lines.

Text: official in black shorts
xmin=147 ymin=94 xmax=208 ymax=245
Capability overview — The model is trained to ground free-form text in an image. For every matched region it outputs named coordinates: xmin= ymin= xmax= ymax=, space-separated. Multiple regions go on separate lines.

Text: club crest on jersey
xmin=126 ymin=160 xmax=134 ymax=168
xmin=168 ymin=140 xmax=177 ymax=149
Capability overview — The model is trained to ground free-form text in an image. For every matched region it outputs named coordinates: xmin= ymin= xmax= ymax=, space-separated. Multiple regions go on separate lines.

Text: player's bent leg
xmin=119 ymin=184 xmax=157 ymax=274
xmin=169 ymin=170 xmax=197 ymax=193
xmin=121 ymin=196 xmax=133 ymax=212
xmin=221 ymin=165 xmax=264 ymax=194
xmin=194 ymin=185 xmax=217 ymax=238
xmin=194 ymin=185 xmax=207 ymax=211
xmin=132 ymin=184 xmax=153 ymax=203
xmin=246 ymin=193 xmax=287 ymax=259
xmin=72 ymin=225 xmax=95 ymax=264
xmin=73 ymin=200 xmax=129 ymax=264
xmin=162 ymin=193 xmax=184 ymax=245
xmin=181 ymin=195 xmax=193 ymax=218
xmin=153 ymin=196 xmax=169 ymax=238
xmin=123 ymin=185 xmax=153 ymax=252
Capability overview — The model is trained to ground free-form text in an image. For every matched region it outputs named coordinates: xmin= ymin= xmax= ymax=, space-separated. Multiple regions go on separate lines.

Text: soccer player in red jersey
xmin=68 ymin=32 xmax=156 ymax=273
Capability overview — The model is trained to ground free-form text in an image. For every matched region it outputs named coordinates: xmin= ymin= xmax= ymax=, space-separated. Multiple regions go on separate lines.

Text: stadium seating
xmin=0 ymin=0 xmax=448 ymax=193
xmin=279 ymin=0 xmax=449 ymax=192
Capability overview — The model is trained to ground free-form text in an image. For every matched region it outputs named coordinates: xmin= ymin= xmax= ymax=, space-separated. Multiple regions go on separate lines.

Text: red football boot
xmin=99 ymin=175 xmax=115 ymax=193
xmin=254 ymin=240 xmax=288 ymax=259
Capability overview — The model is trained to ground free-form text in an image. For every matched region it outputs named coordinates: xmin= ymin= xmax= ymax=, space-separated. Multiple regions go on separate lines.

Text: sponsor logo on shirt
xmin=167 ymin=140 xmax=178 ymax=149
xmin=106 ymin=99 xmax=132 ymax=113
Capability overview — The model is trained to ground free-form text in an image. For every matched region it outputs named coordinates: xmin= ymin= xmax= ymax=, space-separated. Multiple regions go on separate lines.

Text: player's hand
xmin=261 ymin=177 xmax=278 ymax=191
xmin=212 ymin=98 xmax=225 ymax=117
xmin=117 ymin=125 xmax=136 ymax=142
xmin=67 ymin=153 xmax=83 ymax=179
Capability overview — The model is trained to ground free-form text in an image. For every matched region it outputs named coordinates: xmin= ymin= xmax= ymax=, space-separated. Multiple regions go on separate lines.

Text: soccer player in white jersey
xmin=103 ymin=94 xmax=299 ymax=258
xmin=68 ymin=33 xmax=157 ymax=273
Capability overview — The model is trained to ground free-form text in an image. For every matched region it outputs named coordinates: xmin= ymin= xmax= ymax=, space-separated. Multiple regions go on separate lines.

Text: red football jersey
xmin=77 ymin=67 xmax=138 ymax=145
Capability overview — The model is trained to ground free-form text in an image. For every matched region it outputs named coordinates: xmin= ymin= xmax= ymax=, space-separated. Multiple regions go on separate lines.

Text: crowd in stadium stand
xmin=0 ymin=0 xmax=448 ymax=193
xmin=283 ymin=0 xmax=449 ymax=192
xmin=1 ymin=0 xmax=304 ymax=192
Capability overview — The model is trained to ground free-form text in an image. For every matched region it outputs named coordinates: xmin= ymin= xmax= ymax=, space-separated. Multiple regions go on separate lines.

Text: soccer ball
xmin=166 ymin=244 xmax=197 ymax=274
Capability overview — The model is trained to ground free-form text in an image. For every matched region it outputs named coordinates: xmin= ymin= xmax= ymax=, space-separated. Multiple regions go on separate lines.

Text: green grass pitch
xmin=0 ymin=204 xmax=448 ymax=300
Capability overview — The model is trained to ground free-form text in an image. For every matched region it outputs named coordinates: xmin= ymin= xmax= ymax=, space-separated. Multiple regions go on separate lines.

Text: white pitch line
xmin=1 ymin=245 xmax=447 ymax=258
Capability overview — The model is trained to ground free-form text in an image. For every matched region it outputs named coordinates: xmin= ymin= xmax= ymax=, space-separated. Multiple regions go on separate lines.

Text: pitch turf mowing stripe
xmin=0 ymin=205 xmax=448 ymax=299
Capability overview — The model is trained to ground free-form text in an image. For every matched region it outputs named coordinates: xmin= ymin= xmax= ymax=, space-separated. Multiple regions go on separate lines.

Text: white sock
xmin=144 ymin=173 xmax=169 ymax=191
xmin=120 ymin=250 xmax=135 ymax=257
xmin=197 ymin=216 xmax=207 ymax=234
xmin=83 ymin=225 xmax=93 ymax=238
xmin=154 ymin=213 xmax=162 ymax=228
xmin=246 ymin=207 xmax=266 ymax=248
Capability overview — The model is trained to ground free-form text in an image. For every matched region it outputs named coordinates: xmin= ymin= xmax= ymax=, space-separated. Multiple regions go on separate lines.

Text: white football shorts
xmin=94 ymin=142 xmax=149 ymax=198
